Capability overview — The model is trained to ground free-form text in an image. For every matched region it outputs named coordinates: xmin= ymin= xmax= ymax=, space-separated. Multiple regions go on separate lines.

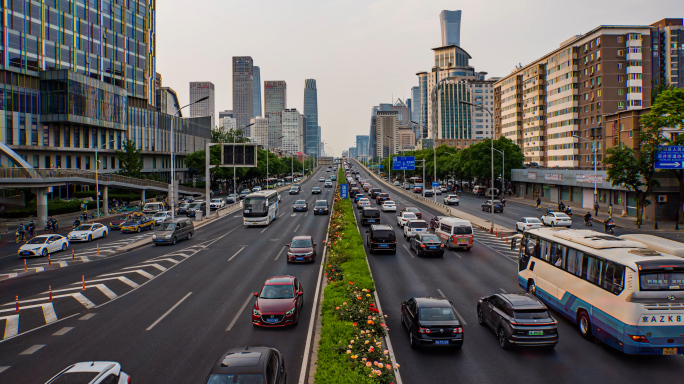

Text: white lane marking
xmin=500 ymin=288 xmax=507 ymax=293
xmin=473 ymin=238 xmax=517 ymax=263
xmin=58 ymin=261 xmax=68 ymax=267
xmin=42 ymin=303 xmax=58 ymax=324
xmin=20 ymin=344 xmax=45 ymax=355
xmin=261 ymin=226 xmax=269 ymax=233
xmin=228 ymin=247 xmax=245 ymax=262
xmin=123 ymin=263 xmax=167 ymax=272
xmin=146 ymin=292 xmax=193 ymax=331
xmin=79 ymin=313 xmax=96 ymax=320
xmin=291 ymin=213 xmax=297 ymax=217
xmin=226 ymin=293 xmax=254 ymax=331
xmin=437 ymin=289 xmax=467 ymax=325
xmin=293 ymin=224 xmax=300 ymax=233
xmin=147 ymin=258 xmax=179 ymax=264
xmin=135 ymin=269 xmax=156 ymax=279
xmin=95 ymin=284 xmax=118 ymax=300
xmin=52 ymin=327 xmax=74 ymax=336
xmin=73 ymin=294 xmax=96 ymax=309
xmin=402 ymin=244 xmax=415 ymax=258
xmin=0 ymin=366 xmax=9 ymax=374
xmin=117 ymin=276 xmax=140 ymax=288
xmin=274 ymin=246 xmax=286 ymax=261
xmin=3 ymin=315 xmax=19 ymax=339
xmin=305 ymin=211 xmax=309 ymax=216
xmin=370 ymin=291 xmax=403 ymax=384
xmin=34 ymin=267 xmax=44 ymax=272
xmin=450 ymin=251 xmax=463 ymax=259
xmin=279 ymin=212 xmax=286 ymax=217
xmin=80 ymin=256 xmax=89 ymax=262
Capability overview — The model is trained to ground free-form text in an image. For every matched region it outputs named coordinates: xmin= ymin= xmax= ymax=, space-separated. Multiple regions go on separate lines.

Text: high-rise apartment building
xmin=0 ymin=1 xmax=212 ymax=182
xmin=440 ymin=10 xmax=462 ymax=47
xmin=375 ymin=111 xmax=399 ymax=159
xmin=303 ymin=79 xmax=319 ymax=158
xmin=349 ymin=147 xmax=357 ymax=159
xmin=650 ymin=19 xmax=684 ymax=87
xmin=282 ymin=108 xmax=304 ymax=154
xmin=253 ymin=66 xmax=262 ymax=117
xmin=232 ymin=56 xmax=254 ymax=130
xmin=397 ymin=128 xmax=416 ymax=151
xmin=495 ymin=24 xmax=658 ymax=168
xmin=249 ymin=117 xmax=269 ymax=147
xmin=264 ymin=80 xmax=287 ymax=149
xmin=356 ymin=135 xmax=370 ymax=161
xmin=189 ymin=82 xmax=216 ymax=127
xmin=220 ymin=117 xmax=236 ymax=133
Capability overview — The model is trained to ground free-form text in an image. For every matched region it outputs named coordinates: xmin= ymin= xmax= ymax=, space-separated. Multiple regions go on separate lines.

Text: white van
xmin=434 ymin=217 xmax=474 ymax=250
xmin=143 ymin=202 xmax=164 ymax=215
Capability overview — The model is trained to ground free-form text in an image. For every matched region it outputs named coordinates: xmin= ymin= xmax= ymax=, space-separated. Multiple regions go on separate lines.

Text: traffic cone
xmin=15 ymin=296 xmax=19 ymax=312
xmin=24 ymin=259 xmax=27 ymax=271
xmin=96 ymin=244 xmax=99 ymax=255
xmin=72 ymin=249 xmax=75 ymax=260
xmin=49 ymin=286 xmax=52 ymax=302
xmin=82 ymin=275 xmax=86 ymax=291
xmin=48 ymin=255 xmax=51 ymax=266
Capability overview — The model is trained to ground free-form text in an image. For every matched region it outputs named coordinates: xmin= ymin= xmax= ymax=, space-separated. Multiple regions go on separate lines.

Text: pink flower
xmin=366 ymin=362 xmax=372 ymax=367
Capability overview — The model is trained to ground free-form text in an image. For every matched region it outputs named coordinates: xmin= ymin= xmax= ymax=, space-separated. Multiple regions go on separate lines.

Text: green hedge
xmin=0 ymin=200 xmax=98 ymax=219
xmin=314 ymin=168 xmax=397 ymax=384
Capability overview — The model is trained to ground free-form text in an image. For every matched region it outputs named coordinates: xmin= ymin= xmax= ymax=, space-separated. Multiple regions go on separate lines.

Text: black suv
xmin=313 ymin=200 xmax=329 ymax=215
xmin=376 ymin=193 xmax=390 ymax=203
xmin=361 ymin=207 xmax=381 ymax=226
xmin=366 ymin=224 xmax=396 ymax=254
xmin=477 ymin=293 xmax=558 ymax=350
xmin=369 ymin=188 xmax=382 ymax=199
xmin=204 ymin=346 xmax=286 ymax=383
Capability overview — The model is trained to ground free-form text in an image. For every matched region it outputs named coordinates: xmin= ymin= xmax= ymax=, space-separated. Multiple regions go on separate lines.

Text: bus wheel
xmin=527 ymin=281 xmax=536 ymax=296
xmin=577 ymin=311 xmax=595 ymax=341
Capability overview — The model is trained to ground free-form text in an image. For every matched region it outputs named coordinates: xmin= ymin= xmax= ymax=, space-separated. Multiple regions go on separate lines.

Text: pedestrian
xmin=609 ymin=203 xmax=614 ymax=217
xmin=536 ymin=196 xmax=541 ymax=210
xmin=558 ymin=201 xmax=564 ymax=212
xmin=594 ymin=201 xmax=600 ymax=217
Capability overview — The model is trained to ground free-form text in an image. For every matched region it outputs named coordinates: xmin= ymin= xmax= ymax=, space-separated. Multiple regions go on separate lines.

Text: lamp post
xmin=95 ymin=139 xmax=115 ymax=218
xmin=493 ymin=148 xmax=505 ymax=196
xmin=573 ymin=134 xmax=597 ymax=205
xmin=170 ymin=95 xmax=209 ymax=220
xmin=459 ymin=100 xmax=495 ymax=233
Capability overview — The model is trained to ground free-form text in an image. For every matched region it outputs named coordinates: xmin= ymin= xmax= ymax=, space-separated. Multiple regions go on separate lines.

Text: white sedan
xmin=516 ymin=217 xmax=544 ymax=232
xmin=357 ymin=198 xmax=371 ymax=210
xmin=210 ymin=198 xmax=226 ymax=209
xmin=68 ymin=223 xmax=109 ymax=242
xmin=443 ymin=195 xmax=460 ymax=205
xmin=18 ymin=235 xmax=69 ymax=258
xmin=152 ymin=211 xmax=172 ymax=225
xmin=541 ymin=212 xmax=572 ymax=227
xmin=381 ymin=201 xmax=397 ymax=212
xmin=397 ymin=212 xmax=418 ymax=228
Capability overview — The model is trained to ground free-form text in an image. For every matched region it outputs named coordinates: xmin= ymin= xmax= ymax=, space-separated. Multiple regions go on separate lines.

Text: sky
xmin=156 ymin=0 xmax=682 ymax=157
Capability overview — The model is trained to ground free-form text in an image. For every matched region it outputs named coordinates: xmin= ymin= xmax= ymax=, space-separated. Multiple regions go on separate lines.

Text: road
xmin=347 ymin=159 xmax=684 ymax=384
xmin=0 ymin=166 xmax=336 ymax=383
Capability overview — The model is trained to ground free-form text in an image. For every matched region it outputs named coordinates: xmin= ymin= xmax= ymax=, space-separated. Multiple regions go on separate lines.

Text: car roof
xmin=292 ymin=235 xmax=312 ymax=241
xmin=522 ymin=217 xmax=542 ymax=221
xmin=498 ymin=293 xmax=546 ymax=310
xmin=413 ymin=297 xmax=452 ymax=308
xmin=265 ymin=275 xmax=295 ymax=285
xmin=210 ymin=347 xmax=273 ymax=375
xmin=166 ymin=218 xmax=191 ymax=223
xmin=363 ymin=207 xmax=379 ymax=211
xmin=371 ymin=224 xmax=393 ymax=230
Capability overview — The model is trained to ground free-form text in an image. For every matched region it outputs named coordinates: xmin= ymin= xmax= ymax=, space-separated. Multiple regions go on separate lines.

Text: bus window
xmin=601 ymin=261 xmax=625 ymax=294
xmin=584 ymin=256 xmax=602 ymax=285
xmin=520 ymin=234 xmax=537 ymax=271
xmin=566 ymin=248 xmax=583 ymax=277
xmin=550 ymin=244 xmax=566 ymax=268
xmin=539 ymin=241 xmax=550 ymax=262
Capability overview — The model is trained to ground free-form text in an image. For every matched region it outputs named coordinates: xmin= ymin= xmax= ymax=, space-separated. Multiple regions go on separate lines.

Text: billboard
xmin=221 ymin=144 xmax=257 ymax=167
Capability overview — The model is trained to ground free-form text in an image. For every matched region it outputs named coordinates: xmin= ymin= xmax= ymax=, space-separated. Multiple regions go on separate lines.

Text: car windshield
xmin=454 ymin=226 xmax=473 ymax=235
xmin=315 ymin=201 xmax=328 ymax=207
xmin=384 ymin=201 xmax=395 ymax=205
xmin=555 ymin=213 xmax=570 ymax=219
xmin=313 ymin=187 xmax=320 ymax=190
xmin=639 ymin=271 xmax=684 ymax=291
xmin=419 ymin=307 xmax=457 ymax=321
xmin=244 ymin=197 xmax=267 ymax=214
xmin=421 ymin=235 xmax=441 ymax=242
xmin=75 ymin=225 xmax=93 ymax=231
xmin=291 ymin=239 xmax=312 ymax=248
xmin=448 ymin=195 xmax=457 ymax=199
xmin=158 ymin=223 xmax=177 ymax=231
xmin=403 ymin=213 xmax=417 ymax=220
xmin=373 ymin=230 xmax=395 ymax=240
xmin=212 ymin=199 xmax=221 ymax=203
xmin=295 ymin=200 xmax=306 ymax=205
xmin=406 ymin=208 xmax=419 ymax=213
xmin=115 ymin=215 xmax=128 ymax=221
xmin=228 ymin=194 xmax=237 ymax=198
xmin=514 ymin=310 xmax=551 ymax=319
xmin=242 ymin=190 xmax=251 ymax=194
xmin=409 ymin=222 xmax=428 ymax=229
xmin=26 ymin=237 xmax=48 ymax=244
xmin=50 ymin=372 xmax=100 ymax=384
xmin=206 ymin=374 xmax=265 ymax=384
xmin=190 ymin=203 xmax=203 ymax=209
xmin=260 ymin=285 xmax=295 ymax=299
xmin=179 ymin=203 xmax=189 ymax=208
xmin=527 ymin=218 xmax=542 ymax=224
xmin=153 ymin=213 xmax=166 ymax=217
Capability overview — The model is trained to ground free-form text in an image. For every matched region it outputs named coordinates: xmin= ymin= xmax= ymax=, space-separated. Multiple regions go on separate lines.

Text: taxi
xmin=120 ymin=215 xmax=156 ymax=233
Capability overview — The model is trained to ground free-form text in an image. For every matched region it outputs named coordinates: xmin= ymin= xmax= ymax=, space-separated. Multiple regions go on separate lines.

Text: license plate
xmin=528 ymin=330 xmax=544 ymax=336
xmin=20 ymin=251 xmax=29 ymax=255
xmin=429 ymin=246 xmax=436 ymax=249
xmin=458 ymin=238 xmax=467 ymax=243
xmin=266 ymin=318 xmax=279 ymax=323
xmin=380 ymin=244 xmax=388 ymax=247
xmin=156 ymin=239 xmax=164 ymax=242
xmin=664 ymin=348 xmax=678 ymax=355
xmin=434 ymin=340 xmax=449 ymax=345
xmin=296 ymin=257 xmax=304 ymax=261
xmin=368 ymin=219 xmax=375 ymax=222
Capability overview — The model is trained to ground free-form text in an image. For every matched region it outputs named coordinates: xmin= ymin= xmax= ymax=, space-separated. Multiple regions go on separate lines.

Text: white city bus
xmin=243 ymin=190 xmax=279 ymax=226
xmin=518 ymin=228 xmax=684 ymax=355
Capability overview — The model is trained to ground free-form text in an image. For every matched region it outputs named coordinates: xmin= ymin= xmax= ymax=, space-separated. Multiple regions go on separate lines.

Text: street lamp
xmin=95 ymin=139 xmax=115 ymax=218
xmin=459 ymin=100 xmax=495 ymax=233
xmin=170 ymin=95 xmax=209 ymax=220
xmin=573 ymin=134 xmax=597 ymax=205
xmin=493 ymin=148 xmax=505 ymax=196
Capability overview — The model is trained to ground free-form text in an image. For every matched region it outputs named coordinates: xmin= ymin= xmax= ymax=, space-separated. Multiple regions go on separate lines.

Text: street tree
xmin=115 ymin=139 xmax=143 ymax=178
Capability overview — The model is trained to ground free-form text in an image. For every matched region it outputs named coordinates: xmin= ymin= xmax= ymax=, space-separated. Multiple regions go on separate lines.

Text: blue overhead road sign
xmin=393 ymin=156 xmax=416 ymax=170
xmin=655 ymin=146 xmax=684 ymax=169
xmin=432 ymin=182 xmax=440 ymax=188
xmin=340 ymin=184 xmax=349 ymax=199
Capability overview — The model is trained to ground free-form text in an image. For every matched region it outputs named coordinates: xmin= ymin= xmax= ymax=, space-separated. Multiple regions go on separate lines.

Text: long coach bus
xmin=518 ymin=227 xmax=684 ymax=355
xmin=243 ymin=190 xmax=279 ymax=226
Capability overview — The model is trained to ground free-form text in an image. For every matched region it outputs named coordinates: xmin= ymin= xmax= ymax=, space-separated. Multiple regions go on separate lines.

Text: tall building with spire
xmin=232 ymin=56 xmax=254 ymax=130
xmin=303 ymin=79 xmax=319 ymax=158
xmin=440 ymin=10 xmax=462 ymax=46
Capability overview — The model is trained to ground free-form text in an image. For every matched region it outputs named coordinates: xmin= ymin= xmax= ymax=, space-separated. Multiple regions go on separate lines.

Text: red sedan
xmin=286 ymin=235 xmax=317 ymax=263
xmin=252 ymin=276 xmax=303 ymax=327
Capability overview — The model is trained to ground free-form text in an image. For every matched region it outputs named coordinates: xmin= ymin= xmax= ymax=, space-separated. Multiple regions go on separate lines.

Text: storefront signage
xmin=576 ymin=174 xmax=603 ymax=183
xmin=527 ymin=173 xmax=537 ymax=180
xmin=544 ymin=174 xmax=562 ymax=181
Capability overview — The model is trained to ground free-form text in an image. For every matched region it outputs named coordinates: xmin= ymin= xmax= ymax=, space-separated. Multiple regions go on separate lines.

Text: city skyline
xmin=157 ymin=0 xmax=681 ymax=156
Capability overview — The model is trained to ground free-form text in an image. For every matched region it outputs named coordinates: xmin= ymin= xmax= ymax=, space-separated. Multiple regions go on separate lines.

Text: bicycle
xmin=15 ymin=231 xmax=27 ymax=243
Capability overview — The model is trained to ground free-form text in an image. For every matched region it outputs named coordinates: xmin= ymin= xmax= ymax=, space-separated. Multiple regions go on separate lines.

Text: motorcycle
xmin=45 ymin=221 xmax=59 ymax=233
xmin=605 ymin=222 xmax=616 ymax=234
xmin=15 ymin=230 xmax=27 ymax=243
xmin=584 ymin=218 xmax=593 ymax=226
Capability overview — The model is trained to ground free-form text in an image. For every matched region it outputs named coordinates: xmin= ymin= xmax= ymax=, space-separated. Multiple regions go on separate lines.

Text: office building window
xmin=74 ymin=126 xmax=80 ymax=147
xmin=83 ymin=128 xmax=89 ymax=148
xmin=111 ymin=156 xmax=115 ymax=169
xmin=66 ymin=156 xmax=72 ymax=168
xmin=5 ymin=116 xmax=14 ymax=145
xmin=64 ymin=126 xmax=71 ymax=147
xmin=19 ymin=117 xmax=27 ymax=145
xmin=44 ymin=156 xmax=50 ymax=168
xmin=31 ymin=122 xmax=38 ymax=146
xmin=43 ymin=126 xmax=50 ymax=146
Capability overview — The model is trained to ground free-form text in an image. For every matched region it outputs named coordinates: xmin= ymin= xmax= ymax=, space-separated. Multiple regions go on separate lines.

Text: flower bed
xmin=314 ymin=169 xmax=398 ymax=384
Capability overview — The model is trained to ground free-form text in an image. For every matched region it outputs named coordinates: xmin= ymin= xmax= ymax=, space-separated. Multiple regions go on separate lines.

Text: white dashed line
xmin=274 ymin=246 xmax=286 ymax=261
xmin=146 ymin=292 xmax=192 ymax=331
xmin=20 ymin=344 xmax=45 ymax=355
xmin=52 ymin=327 xmax=74 ymax=336
xmin=79 ymin=313 xmax=96 ymax=320
xmin=3 ymin=315 xmax=19 ymax=339
xmin=226 ymin=293 xmax=254 ymax=331
xmin=228 ymin=247 xmax=245 ymax=262
xmin=42 ymin=303 xmax=58 ymax=324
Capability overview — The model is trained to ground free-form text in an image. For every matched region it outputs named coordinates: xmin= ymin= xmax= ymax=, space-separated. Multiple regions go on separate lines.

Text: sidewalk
xmin=507 ymin=196 xmax=680 ymax=231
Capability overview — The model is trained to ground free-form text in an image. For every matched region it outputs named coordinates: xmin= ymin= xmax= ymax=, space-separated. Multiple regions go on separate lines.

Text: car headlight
xmin=305 ymin=251 xmax=314 ymax=256
xmin=285 ymin=307 xmax=295 ymax=316
xmin=253 ymin=308 xmax=260 ymax=316
xmin=152 ymin=235 xmax=157 ymax=239
xmin=165 ymin=235 xmax=172 ymax=239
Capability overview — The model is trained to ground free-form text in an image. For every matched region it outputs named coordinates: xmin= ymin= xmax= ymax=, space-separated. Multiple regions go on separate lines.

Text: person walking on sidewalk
xmin=609 ymin=203 xmax=614 ymax=217
xmin=536 ymin=196 xmax=541 ymax=210
xmin=594 ymin=201 xmax=600 ymax=217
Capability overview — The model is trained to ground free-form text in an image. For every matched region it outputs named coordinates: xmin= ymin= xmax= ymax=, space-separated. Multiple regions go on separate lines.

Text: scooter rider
xmin=605 ymin=216 xmax=616 ymax=233
xmin=584 ymin=212 xmax=592 ymax=223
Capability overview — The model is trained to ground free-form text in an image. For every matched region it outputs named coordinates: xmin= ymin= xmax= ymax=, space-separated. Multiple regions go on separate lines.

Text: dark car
xmin=401 ymin=207 xmax=422 ymax=220
xmin=369 ymin=188 xmax=382 ymax=199
xmin=109 ymin=214 xmax=129 ymax=230
xmin=177 ymin=203 xmax=190 ymax=215
xmin=361 ymin=207 xmax=381 ymax=226
xmin=187 ymin=202 xmax=206 ymax=217
xmin=376 ymin=193 xmax=390 ymax=203
xmin=289 ymin=187 xmax=299 ymax=195
xmin=286 ymin=235 xmax=316 ymax=263
xmin=240 ymin=189 xmax=251 ymax=199
xmin=409 ymin=234 xmax=445 ymax=257
xmin=312 ymin=187 xmax=322 ymax=195
xmin=350 ymin=187 xmax=361 ymax=198
xmin=424 ymin=189 xmax=434 ymax=197
xmin=482 ymin=200 xmax=504 ymax=213
xmin=366 ymin=224 xmax=396 ymax=254
xmin=401 ymin=297 xmax=463 ymax=349
xmin=430 ymin=216 xmax=447 ymax=230
xmin=477 ymin=293 xmax=558 ymax=350
xmin=252 ymin=275 xmax=303 ymax=327
xmin=313 ymin=200 xmax=329 ymax=215
xmin=292 ymin=199 xmax=308 ymax=212
xmin=204 ymin=346 xmax=286 ymax=384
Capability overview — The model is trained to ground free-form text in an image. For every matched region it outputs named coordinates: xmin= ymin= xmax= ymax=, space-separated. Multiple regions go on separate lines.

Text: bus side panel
xmin=591 ymin=306 xmax=626 ymax=352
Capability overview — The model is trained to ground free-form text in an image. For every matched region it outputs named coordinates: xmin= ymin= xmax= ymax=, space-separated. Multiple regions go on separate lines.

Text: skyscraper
xmin=282 ymin=109 xmax=304 ymax=154
xmin=303 ymin=79 xmax=319 ymax=158
xmin=356 ymin=135 xmax=370 ymax=161
xmin=189 ymin=82 xmax=216 ymax=127
xmin=440 ymin=10 xmax=462 ymax=46
xmin=253 ymin=66 xmax=262 ymax=117
xmin=264 ymin=81 xmax=287 ymax=149
xmin=232 ymin=56 xmax=254 ymax=130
